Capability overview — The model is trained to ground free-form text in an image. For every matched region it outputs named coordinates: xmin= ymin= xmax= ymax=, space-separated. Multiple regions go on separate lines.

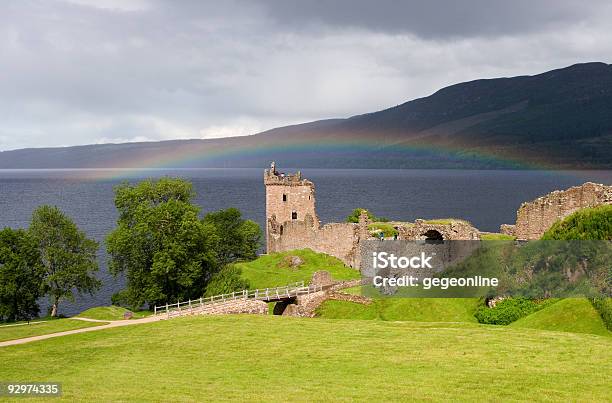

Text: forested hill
xmin=1 ymin=62 xmax=611 ymax=169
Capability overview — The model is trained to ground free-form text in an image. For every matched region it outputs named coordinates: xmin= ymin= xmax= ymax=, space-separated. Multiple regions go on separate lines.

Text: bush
xmin=542 ymin=205 xmax=612 ymax=240
xmin=204 ymin=266 xmax=250 ymax=297
xmin=474 ymin=298 xmax=551 ymax=325
xmin=346 ymin=208 xmax=389 ymax=223
xmin=110 ymin=290 xmax=130 ymax=308
xmin=590 ymin=297 xmax=612 ymax=331
xmin=368 ymin=223 xmax=399 ymax=237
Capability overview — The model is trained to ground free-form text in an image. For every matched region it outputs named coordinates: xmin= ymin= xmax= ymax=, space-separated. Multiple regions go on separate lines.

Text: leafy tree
xmin=29 ymin=206 xmax=100 ymax=317
xmin=202 ymin=208 xmax=262 ymax=265
xmin=346 ymin=208 xmax=389 ymax=223
xmin=0 ymin=228 xmax=43 ymax=322
xmin=204 ymin=265 xmax=250 ymax=297
xmin=106 ymin=178 xmax=219 ymax=309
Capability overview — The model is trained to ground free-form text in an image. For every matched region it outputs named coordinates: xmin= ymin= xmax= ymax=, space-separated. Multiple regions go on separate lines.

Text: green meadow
xmin=235 ymin=249 xmax=360 ymax=289
xmin=77 ymin=306 xmax=152 ymax=321
xmin=317 ymin=298 xmax=480 ymax=323
xmin=0 ymin=318 xmax=105 ymax=342
xmin=0 ymin=315 xmax=610 ymax=401
xmin=1 ymin=247 xmax=610 ymax=401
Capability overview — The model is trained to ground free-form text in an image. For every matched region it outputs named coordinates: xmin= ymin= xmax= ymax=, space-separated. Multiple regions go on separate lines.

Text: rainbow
xmin=73 ymin=132 xmax=569 ymax=181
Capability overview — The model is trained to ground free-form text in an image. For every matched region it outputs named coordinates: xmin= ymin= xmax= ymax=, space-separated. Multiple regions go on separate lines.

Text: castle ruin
xmin=265 ymin=163 xmax=480 ymax=268
xmin=265 ymin=162 xmax=367 ymax=268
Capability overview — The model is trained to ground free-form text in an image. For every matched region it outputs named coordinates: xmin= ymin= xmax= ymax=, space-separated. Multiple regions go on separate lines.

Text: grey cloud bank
xmin=1 ymin=0 xmax=611 ymax=150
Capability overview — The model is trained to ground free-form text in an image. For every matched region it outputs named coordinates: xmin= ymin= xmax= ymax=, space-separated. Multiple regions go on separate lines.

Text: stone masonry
xmin=166 ymin=299 xmax=269 ymax=318
xmin=265 ymin=162 xmax=481 ymax=268
xmin=396 ymin=219 xmax=480 ymax=240
xmin=500 ymin=182 xmax=612 ymax=240
xmin=265 ymin=162 xmax=369 ymax=268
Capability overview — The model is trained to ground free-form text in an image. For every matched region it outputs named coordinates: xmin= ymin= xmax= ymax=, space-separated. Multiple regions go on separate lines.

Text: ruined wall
xmin=504 ymin=182 xmax=612 ymax=240
xmin=265 ymin=163 xmax=371 ymax=267
xmin=268 ymin=220 xmax=362 ymax=268
xmin=265 ymin=163 xmax=482 ymax=267
xmin=396 ymin=219 xmax=481 ymax=240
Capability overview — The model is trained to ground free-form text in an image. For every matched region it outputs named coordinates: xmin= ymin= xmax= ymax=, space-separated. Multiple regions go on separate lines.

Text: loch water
xmin=1 ymin=168 xmax=610 ymax=316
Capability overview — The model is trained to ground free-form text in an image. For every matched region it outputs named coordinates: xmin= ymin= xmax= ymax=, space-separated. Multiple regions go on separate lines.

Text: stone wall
xmin=502 ymin=182 xmax=612 ymax=240
xmin=268 ymin=219 xmax=363 ymax=267
xmin=265 ymin=162 xmax=319 ymax=251
xmin=167 ymin=299 xmax=269 ymax=318
xmin=280 ymin=272 xmax=371 ymax=317
xmin=396 ymin=219 xmax=481 ymax=241
xmin=265 ymin=163 xmax=482 ymax=268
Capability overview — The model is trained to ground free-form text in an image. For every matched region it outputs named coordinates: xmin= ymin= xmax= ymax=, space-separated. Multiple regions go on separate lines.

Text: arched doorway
xmin=422 ymin=229 xmax=443 ymax=243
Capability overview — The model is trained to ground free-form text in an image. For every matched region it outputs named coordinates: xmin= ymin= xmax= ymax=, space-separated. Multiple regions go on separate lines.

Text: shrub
xmin=204 ymin=266 xmax=250 ymax=297
xmin=368 ymin=223 xmax=399 ymax=237
xmin=590 ymin=297 xmax=612 ymax=331
xmin=542 ymin=205 xmax=612 ymax=240
xmin=346 ymin=208 xmax=389 ymax=223
xmin=474 ymin=298 xmax=550 ymax=325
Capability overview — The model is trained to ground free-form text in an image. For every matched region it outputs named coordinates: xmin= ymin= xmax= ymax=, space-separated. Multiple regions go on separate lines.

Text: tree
xmin=345 ymin=208 xmax=389 ymax=223
xmin=0 ymin=228 xmax=43 ymax=322
xmin=106 ymin=178 xmax=219 ymax=309
xmin=541 ymin=205 xmax=612 ymax=240
xmin=204 ymin=265 xmax=250 ymax=297
xmin=29 ymin=206 xmax=100 ymax=317
xmin=202 ymin=208 xmax=262 ymax=265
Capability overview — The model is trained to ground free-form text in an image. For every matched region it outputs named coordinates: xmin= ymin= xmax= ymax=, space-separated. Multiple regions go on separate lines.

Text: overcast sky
xmin=1 ymin=0 xmax=612 ymax=150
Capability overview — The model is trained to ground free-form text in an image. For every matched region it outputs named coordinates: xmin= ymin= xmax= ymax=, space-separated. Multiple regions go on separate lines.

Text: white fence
xmin=153 ymin=281 xmax=324 ymax=317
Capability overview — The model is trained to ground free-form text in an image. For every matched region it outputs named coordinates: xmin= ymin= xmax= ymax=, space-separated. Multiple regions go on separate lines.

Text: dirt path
xmin=0 ymin=316 xmax=163 ymax=348
xmin=72 ymin=317 xmax=117 ymax=323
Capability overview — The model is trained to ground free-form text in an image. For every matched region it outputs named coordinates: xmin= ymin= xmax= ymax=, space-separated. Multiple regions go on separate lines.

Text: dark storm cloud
xmin=0 ymin=0 xmax=611 ymax=150
xmin=254 ymin=0 xmax=604 ymax=38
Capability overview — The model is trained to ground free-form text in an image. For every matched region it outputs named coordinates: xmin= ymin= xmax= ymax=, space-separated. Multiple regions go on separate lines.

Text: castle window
xmin=282 ymin=194 xmax=287 ymax=202
xmin=280 ymin=225 xmax=283 ymax=235
xmin=292 ymin=211 xmax=298 ymax=220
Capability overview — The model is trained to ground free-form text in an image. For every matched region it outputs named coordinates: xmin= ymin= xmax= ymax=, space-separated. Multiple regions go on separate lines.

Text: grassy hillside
xmin=77 ymin=306 xmax=151 ymax=321
xmin=235 ymin=249 xmax=359 ymax=289
xmin=2 ymin=63 xmax=611 ymax=170
xmin=542 ymin=204 xmax=612 ymax=240
xmin=0 ymin=318 xmax=105 ymax=342
xmin=317 ymin=298 xmax=479 ymax=323
xmin=0 ymin=315 xmax=610 ymax=401
xmin=511 ymin=298 xmax=610 ymax=337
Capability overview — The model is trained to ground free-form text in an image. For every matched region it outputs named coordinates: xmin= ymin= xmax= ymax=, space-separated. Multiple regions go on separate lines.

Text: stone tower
xmin=264 ymin=162 xmax=319 ymax=252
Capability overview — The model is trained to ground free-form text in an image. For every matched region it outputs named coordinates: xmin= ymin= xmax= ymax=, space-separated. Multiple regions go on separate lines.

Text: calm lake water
xmin=1 ymin=168 xmax=610 ymax=316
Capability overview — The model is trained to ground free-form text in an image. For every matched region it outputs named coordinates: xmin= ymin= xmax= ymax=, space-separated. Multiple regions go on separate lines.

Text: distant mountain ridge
xmin=1 ymin=62 xmax=611 ymax=169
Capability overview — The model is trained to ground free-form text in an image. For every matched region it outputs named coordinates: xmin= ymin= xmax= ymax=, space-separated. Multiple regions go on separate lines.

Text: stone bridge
xmin=155 ymin=272 xmax=369 ymax=319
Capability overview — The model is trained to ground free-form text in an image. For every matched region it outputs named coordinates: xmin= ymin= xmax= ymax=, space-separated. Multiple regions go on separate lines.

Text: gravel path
xmin=0 ymin=316 xmax=163 ymax=348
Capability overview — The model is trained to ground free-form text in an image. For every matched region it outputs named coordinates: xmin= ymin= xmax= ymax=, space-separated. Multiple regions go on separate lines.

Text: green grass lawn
xmin=317 ymin=298 xmax=479 ymax=323
xmin=77 ymin=306 xmax=152 ymax=321
xmin=236 ymin=249 xmax=360 ymax=289
xmin=480 ymin=232 xmax=516 ymax=240
xmin=0 ymin=318 xmax=106 ymax=342
xmin=511 ymin=298 xmax=611 ymax=337
xmin=0 ymin=315 xmax=610 ymax=401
